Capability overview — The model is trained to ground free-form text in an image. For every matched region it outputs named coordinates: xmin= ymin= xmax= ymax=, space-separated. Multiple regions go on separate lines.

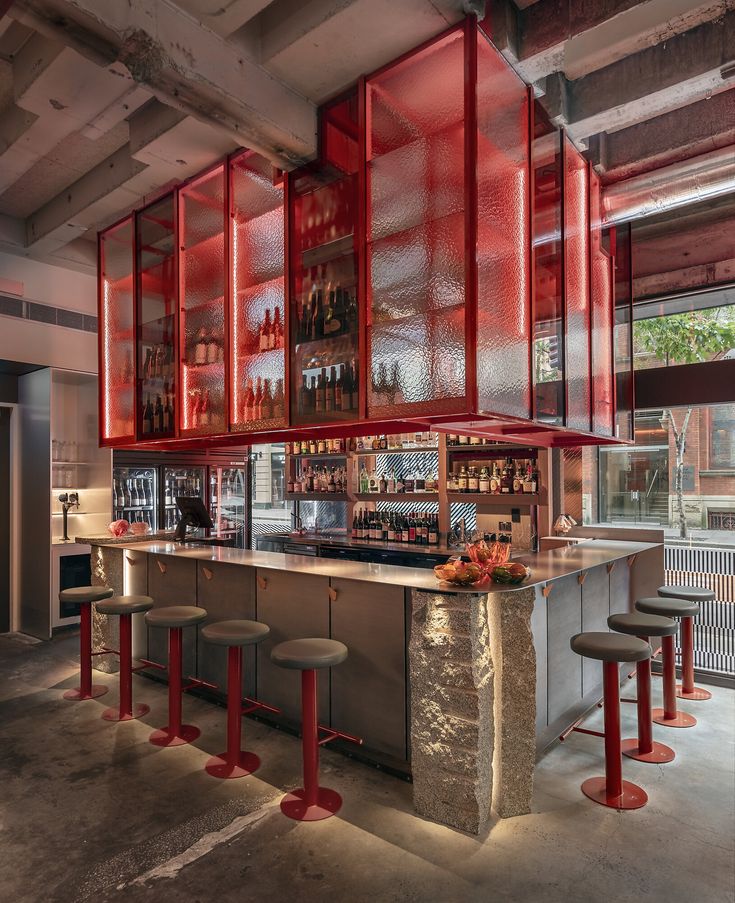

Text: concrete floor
xmin=1 ymin=633 xmax=733 ymax=903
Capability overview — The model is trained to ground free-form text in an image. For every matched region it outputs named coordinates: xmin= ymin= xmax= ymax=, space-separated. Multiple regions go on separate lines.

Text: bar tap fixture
xmin=58 ymin=492 xmax=79 ymax=542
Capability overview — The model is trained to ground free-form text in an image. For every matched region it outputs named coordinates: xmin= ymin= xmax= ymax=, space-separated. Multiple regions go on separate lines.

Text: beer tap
xmin=58 ymin=492 xmax=79 ymax=542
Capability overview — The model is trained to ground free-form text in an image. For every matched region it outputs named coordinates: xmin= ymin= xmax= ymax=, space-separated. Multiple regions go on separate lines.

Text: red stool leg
xmin=622 ymin=642 xmax=675 ymax=763
xmin=653 ymin=634 xmax=696 ymax=728
xmin=582 ymin=660 xmax=648 ymax=809
xmin=280 ymin=669 xmax=342 ymax=821
xmin=102 ymin=613 xmax=149 ymax=722
xmin=150 ymin=627 xmax=200 ymax=747
xmin=206 ymin=646 xmax=260 ymax=779
xmin=64 ymin=601 xmax=108 ymax=701
xmin=677 ymin=616 xmax=711 ymax=700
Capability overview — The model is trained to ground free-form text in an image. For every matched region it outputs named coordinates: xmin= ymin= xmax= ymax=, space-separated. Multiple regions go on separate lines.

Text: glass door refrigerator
xmin=112 ymin=466 xmax=158 ymax=530
xmin=209 ymin=465 xmax=248 ymax=548
xmin=161 ymin=465 xmax=206 ymax=531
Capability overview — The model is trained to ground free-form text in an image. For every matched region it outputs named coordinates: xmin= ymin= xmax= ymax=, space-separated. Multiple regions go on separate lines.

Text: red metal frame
xmin=63 ymin=601 xmax=109 ymax=701
xmin=677 ymin=616 xmax=712 ymax=700
xmin=464 ymin=17 xmax=479 ymax=414
xmin=149 ymin=627 xmax=201 ymax=746
xmin=651 ymin=634 xmax=697 ymax=728
xmin=205 ymin=645 xmax=261 ymax=779
xmin=621 ymin=641 xmax=675 ymax=764
xmin=102 ymin=612 xmax=150 ymax=722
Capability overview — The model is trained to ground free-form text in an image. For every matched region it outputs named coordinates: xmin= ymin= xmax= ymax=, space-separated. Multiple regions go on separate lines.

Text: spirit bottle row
xmin=355 ymin=432 xmax=438 ymax=451
xmin=142 ymin=342 xmax=175 ymax=381
xmin=447 ymin=459 xmax=538 ymax=494
xmin=255 ymin=307 xmax=284 ymax=353
xmin=286 ymin=437 xmax=347 ymax=456
xmin=297 ymin=362 xmax=358 ymax=416
xmin=142 ymin=390 xmax=174 ymax=435
xmin=446 ymin=435 xmax=504 ymax=447
xmin=357 ymin=466 xmax=439 ymax=494
xmin=241 ymin=377 xmax=285 ymax=423
xmin=288 ymin=465 xmax=348 ymax=495
xmin=295 ymin=270 xmax=358 ymax=343
xmin=188 ymin=388 xmax=220 ymax=430
xmin=352 ymin=510 xmax=440 ymax=546
xmin=188 ymin=328 xmax=225 ymax=366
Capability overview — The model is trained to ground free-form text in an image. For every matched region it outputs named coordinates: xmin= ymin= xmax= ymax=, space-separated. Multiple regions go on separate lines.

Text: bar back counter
xmin=85 ymin=536 xmax=662 ymax=833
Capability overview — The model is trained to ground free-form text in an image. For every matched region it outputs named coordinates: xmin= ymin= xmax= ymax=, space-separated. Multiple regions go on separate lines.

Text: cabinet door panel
xmin=147 ymin=556 xmax=199 ymax=677
xmin=330 ymin=578 xmax=407 ymax=760
xmin=609 ymin=560 xmax=631 ymax=617
xmin=255 ymin=569 xmax=330 ymax=724
xmin=581 ymin=566 xmax=610 ymax=696
xmin=196 ymin=562 xmax=257 ymax=696
xmin=547 ymin=573 xmax=582 ymax=724
xmin=122 ymin=550 xmax=149 ymax=662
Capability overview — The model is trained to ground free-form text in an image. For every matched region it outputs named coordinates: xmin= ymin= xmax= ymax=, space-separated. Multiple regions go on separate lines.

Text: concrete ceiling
xmin=0 ymin=0 xmax=732 ymax=275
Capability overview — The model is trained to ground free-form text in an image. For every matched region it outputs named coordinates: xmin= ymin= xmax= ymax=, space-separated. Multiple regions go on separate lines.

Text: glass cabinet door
xmin=589 ymin=168 xmax=614 ymax=437
xmin=162 ymin=466 xmax=206 ymax=531
xmin=112 ymin=466 xmax=158 ymax=531
xmin=366 ymin=31 xmax=467 ymax=420
xmin=99 ymin=216 xmax=135 ymax=444
xmin=179 ymin=164 xmax=227 ymax=437
xmin=230 ymin=151 xmax=286 ymax=432
xmin=136 ymin=193 xmax=177 ymax=440
xmin=209 ymin=466 xmax=247 ymax=547
xmin=289 ymin=92 xmax=360 ymax=426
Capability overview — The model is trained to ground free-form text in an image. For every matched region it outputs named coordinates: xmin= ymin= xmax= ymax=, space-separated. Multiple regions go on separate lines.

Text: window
xmin=632 ymin=300 xmax=735 ymax=371
xmin=710 ymin=404 xmax=735 ymax=469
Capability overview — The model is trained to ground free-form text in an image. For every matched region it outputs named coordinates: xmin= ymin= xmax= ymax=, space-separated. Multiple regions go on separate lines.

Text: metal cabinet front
xmin=546 ymin=573 xmax=583 ymax=724
xmin=196 ymin=561 xmax=257 ymax=697
xmin=329 ymin=578 xmax=407 ymax=761
xmin=255 ymin=568 xmax=330 ymax=725
xmin=147 ymin=555 xmax=199 ymax=678
xmin=580 ymin=565 xmax=610 ymax=697
xmin=122 ymin=550 xmax=149 ymax=662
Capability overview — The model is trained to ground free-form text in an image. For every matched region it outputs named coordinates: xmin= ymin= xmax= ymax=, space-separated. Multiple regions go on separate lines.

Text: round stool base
xmin=280 ymin=787 xmax=342 ymax=822
xmin=622 ymin=737 xmax=675 ymax=764
xmin=205 ymin=751 xmax=260 ymax=779
xmin=676 ymin=684 xmax=712 ymax=701
xmin=102 ymin=703 xmax=150 ymax=722
xmin=149 ymin=724 xmax=201 ymax=747
xmin=63 ymin=685 xmax=108 ymax=701
xmin=581 ymin=776 xmax=648 ymax=810
xmin=652 ymin=707 xmax=697 ymax=728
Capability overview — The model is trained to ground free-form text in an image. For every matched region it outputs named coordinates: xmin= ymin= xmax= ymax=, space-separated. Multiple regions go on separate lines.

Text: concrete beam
xmin=174 ymin=0 xmax=272 ymax=37
xmin=590 ymin=89 xmax=735 ymax=181
xmin=11 ymin=0 xmax=317 ymax=167
xmin=514 ymin=0 xmax=728 ymax=82
xmin=539 ymin=10 xmax=735 ymax=140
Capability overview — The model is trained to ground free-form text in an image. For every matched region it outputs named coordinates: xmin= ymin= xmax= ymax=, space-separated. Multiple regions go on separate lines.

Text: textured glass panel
xmin=100 ymin=217 xmax=135 ymax=441
xmin=475 ymin=33 xmax=531 ymax=418
xmin=136 ymin=193 xmax=177 ymax=439
xmin=231 ymin=152 xmax=286 ymax=432
xmin=589 ymin=170 xmax=614 ymax=436
xmin=531 ymin=106 xmax=564 ymax=424
xmin=366 ymin=30 xmax=465 ymax=417
xmin=563 ymin=138 xmax=591 ymax=432
xmin=290 ymin=93 xmax=359 ymax=426
xmin=180 ymin=165 xmax=226 ymax=436
xmin=612 ymin=223 xmax=634 ymax=441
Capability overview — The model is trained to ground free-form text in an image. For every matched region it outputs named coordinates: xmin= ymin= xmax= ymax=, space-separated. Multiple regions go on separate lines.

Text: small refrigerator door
xmin=162 ymin=466 xmax=206 ymax=531
xmin=209 ymin=466 xmax=247 ymax=548
xmin=112 ymin=466 xmax=158 ymax=530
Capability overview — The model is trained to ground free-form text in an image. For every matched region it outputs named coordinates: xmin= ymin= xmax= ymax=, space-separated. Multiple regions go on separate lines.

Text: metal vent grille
xmin=0 ymin=294 xmax=97 ymax=334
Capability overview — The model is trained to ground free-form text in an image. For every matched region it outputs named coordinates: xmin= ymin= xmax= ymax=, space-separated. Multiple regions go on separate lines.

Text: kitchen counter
xmin=89 ymin=536 xmax=659 ymax=595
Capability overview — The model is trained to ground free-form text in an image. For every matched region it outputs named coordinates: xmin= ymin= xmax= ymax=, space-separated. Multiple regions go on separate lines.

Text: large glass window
xmin=633 ymin=301 xmax=735 ymax=370
xmin=710 ymin=404 xmax=735 ymax=469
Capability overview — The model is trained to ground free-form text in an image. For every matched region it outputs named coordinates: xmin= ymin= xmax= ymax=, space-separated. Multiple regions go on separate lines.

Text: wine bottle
xmin=142 ymin=394 xmax=153 ymax=434
xmin=273 ymin=378 xmax=285 ymax=420
xmin=200 ymin=389 xmax=210 ymax=427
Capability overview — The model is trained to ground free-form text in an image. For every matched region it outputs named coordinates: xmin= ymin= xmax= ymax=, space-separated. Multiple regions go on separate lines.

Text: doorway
xmin=0 ymin=406 xmax=11 ymax=633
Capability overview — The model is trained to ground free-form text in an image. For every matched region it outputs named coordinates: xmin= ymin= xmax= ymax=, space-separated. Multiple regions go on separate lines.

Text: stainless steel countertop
xmin=86 ymin=537 xmax=660 ymax=595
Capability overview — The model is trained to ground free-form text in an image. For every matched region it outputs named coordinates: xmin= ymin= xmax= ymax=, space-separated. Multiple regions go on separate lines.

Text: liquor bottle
xmin=123 ymin=479 xmax=132 ymax=509
xmin=207 ymin=332 xmax=218 ymax=364
xmin=142 ymin=347 xmax=152 ymax=380
xmin=243 ymin=378 xmax=255 ymax=422
xmin=415 ymin=470 xmax=425 ymax=492
xmin=154 ymin=395 xmax=163 ymax=432
xmin=490 ymin=462 xmax=501 ymax=494
xmin=191 ymin=391 xmax=201 ymax=429
xmin=429 ymin=515 xmax=439 ymax=546
xmin=457 ymin=465 xmax=468 ymax=493
xmin=165 ymin=479 xmax=172 ymax=507
xmin=144 ymin=478 xmax=153 ymax=507
xmin=142 ymin=394 xmax=153 ymax=435
xmin=200 ymin=389 xmax=210 ymax=427
xmin=404 ymin=470 xmax=415 ymax=493
xmin=316 ymin=368 xmax=327 ymax=414
xmin=116 ymin=479 xmax=125 ymax=510
xmin=253 ymin=377 xmax=264 ymax=420
xmin=314 ymin=283 xmax=324 ymax=339
xmin=523 ymin=462 xmax=534 ymax=494
xmin=352 ymin=513 xmax=359 ymax=540
xmin=468 ymin=466 xmax=479 ymax=493
xmin=195 ymin=328 xmax=207 ymax=365
xmin=513 ymin=462 xmax=523 ymax=494
xmin=164 ymin=392 xmax=173 ymax=432
xmin=500 ymin=458 xmax=512 ymax=494
xmin=479 ymin=466 xmax=490 ymax=494
xmin=262 ymin=379 xmax=274 ymax=419
xmin=326 ymin=366 xmax=336 ymax=412
xmin=458 ymin=433 xmax=469 ymax=446
xmin=470 ymin=435 xmax=482 ymax=446
xmin=260 ymin=309 xmax=271 ymax=353
xmin=350 ymin=359 xmax=358 ymax=410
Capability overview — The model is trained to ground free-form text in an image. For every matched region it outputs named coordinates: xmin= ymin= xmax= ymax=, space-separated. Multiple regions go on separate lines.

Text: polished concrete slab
xmin=0 ymin=632 xmax=733 ymax=903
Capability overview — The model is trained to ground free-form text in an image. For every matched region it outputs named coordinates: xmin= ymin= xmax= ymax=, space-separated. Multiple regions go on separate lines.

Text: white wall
xmin=0 ymin=250 xmax=98 ymax=372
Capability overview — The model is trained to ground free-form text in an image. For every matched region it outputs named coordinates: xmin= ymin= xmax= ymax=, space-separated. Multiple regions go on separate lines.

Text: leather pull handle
xmin=542 ymin=584 xmax=553 ymax=598
xmin=157 ymin=560 xmax=167 ymax=574
xmin=257 ymin=575 xmax=267 ymax=590
xmin=329 ymin=587 xmax=338 ymax=602
xmin=125 ymin=555 xmax=137 ymax=566
xmin=607 ymin=562 xmax=616 ymax=574
xmin=627 ymin=554 xmax=637 ymax=568
xmin=578 ymin=571 xmax=586 ymax=585
xmin=202 ymin=567 xmax=213 ymax=581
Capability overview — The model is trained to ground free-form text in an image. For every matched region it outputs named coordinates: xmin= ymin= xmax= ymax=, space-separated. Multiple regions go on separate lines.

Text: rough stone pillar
xmin=410 ymin=590 xmax=494 ymax=834
xmin=89 ymin=545 xmax=123 ymax=674
xmin=487 ymin=586 xmax=537 ymax=818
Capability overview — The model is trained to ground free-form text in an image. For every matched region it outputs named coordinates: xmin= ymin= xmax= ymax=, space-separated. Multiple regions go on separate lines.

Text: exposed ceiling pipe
xmin=602 ymin=145 xmax=735 ymax=225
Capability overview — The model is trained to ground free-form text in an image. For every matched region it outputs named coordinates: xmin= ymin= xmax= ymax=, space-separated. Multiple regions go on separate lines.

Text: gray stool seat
xmin=570 ymin=632 xmax=651 ymax=663
xmin=145 ymin=605 xmax=207 ymax=629
xmin=96 ymin=595 xmax=154 ymax=616
xmin=636 ymin=596 xmax=699 ymax=619
xmin=608 ymin=612 xmax=677 ymax=638
xmin=59 ymin=585 xmax=113 ymax=604
xmin=271 ymin=638 xmax=348 ymax=670
xmin=202 ymin=619 xmax=270 ymax=647
xmin=658 ymin=584 xmax=714 ymax=602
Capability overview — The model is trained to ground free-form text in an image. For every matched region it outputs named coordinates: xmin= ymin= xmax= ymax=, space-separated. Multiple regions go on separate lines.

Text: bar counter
xmin=84 ymin=535 xmax=663 ymax=833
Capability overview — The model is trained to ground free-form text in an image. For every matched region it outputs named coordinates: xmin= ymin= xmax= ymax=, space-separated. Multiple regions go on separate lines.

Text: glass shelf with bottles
xmin=285 ymin=437 xmax=347 ymax=457
xmin=353 ymin=432 xmax=439 ymax=453
xmin=352 ymin=509 xmax=441 ymax=547
xmin=446 ymin=457 xmax=539 ymax=498
xmin=286 ymin=462 xmax=349 ymax=499
xmin=355 ymin=464 xmax=439 ymax=497
xmin=113 ymin=473 xmax=156 ymax=529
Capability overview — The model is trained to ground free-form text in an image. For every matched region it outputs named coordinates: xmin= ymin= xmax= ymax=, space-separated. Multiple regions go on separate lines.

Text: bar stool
xmin=636 ymin=597 xmax=698 ymax=727
xmin=608 ymin=612 xmax=677 ymax=764
xmin=570 ymin=632 xmax=651 ymax=810
xmin=95 ymin=595 xmax=154 ymax=722
xmin=271 ymin=638 xmax=361 ymax=821
xmin=59 ymin=585 xmax=114 ymax=701
xmin=201 ymin=619 xmax=274 ymax=779
xmin=658 ymin=584 xmax=714 ymax=700
xmin=144 ymin=605 xmax=207 ymax=747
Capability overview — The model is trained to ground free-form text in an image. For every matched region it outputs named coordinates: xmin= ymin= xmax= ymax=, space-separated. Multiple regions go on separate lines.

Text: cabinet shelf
xmin=301 ymin=234 xmax=354 ymax=269
xmin=446 ymin=492 xmax=540 ymax=505
xmin=286 ymin=492 xmax=350 ymax=501
xmin=354 ymin=493 xmax=439 ymax=502
xmin=288 ymin=452 xmax=347 ymax=461
xmin=353 ymin=446 xmax=439 ymax=456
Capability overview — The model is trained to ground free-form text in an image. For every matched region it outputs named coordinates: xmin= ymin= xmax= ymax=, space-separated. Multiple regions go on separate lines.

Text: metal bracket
xmin=241 ymin=695 xmax=281 ymax=717
xmin=183 ymin=675 xmax=218 ymax=692
xmin=202 ymin=566 xmax=213 ymax=581
xmin=328 ymin=587 xmax=338 ymax=602
xmin=627 ymin=554 xmax=637 ymax=568
xmin=578 ymin=571 xmax=586 ymax=585
xmin=542 ymin=583 xmax=553 ymax=597
xmin=126 ymin=555 xmax=138 ymax=567
xmin=157 ymin=560 xmax=167 ymax=574
xmin=257 ymin=575 xmax=267 ymax=590
xmin=607 ymin=562 xmax=615 ymax=574
xmin=317 ymin=724 xmax=363 ymax=747
xmin=134 ymin=658 xmax=166 ymax=673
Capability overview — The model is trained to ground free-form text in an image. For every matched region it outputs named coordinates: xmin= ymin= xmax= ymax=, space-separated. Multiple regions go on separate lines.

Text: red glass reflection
xmin=230 ymin=152 xmax=286 ymax=432
xmin=99 ymin=217 xmax=135 ymax=442
xmin=476 ymin=29 xmax=531 ymax=419
xmin=589 ymin=168 xmax=614 ymax=436
xmin=563 ymin=137 xmax=591 ymax=432
xmin=611 ymin=223 xmax=634 ymax=441
xmin=366 ymin=29 xmax=466 ymax=418
xmin=179 ymin=164 xmax=226 ymax=436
